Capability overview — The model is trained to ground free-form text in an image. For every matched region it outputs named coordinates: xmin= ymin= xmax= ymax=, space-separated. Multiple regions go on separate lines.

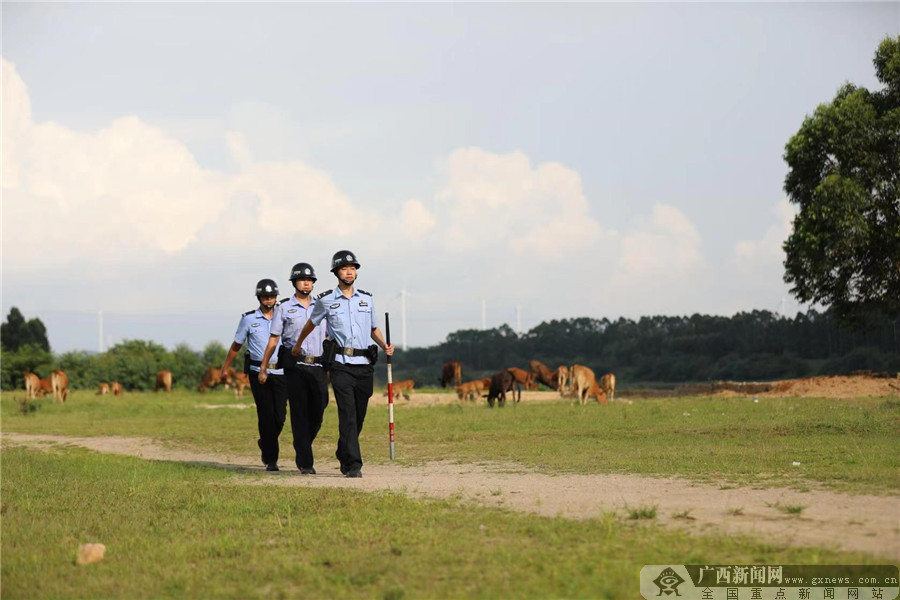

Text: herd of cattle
xmin=383 ymin=360 xmax=617 ymax=408
xmin=441 ymin=360 xmax=616 ymax=408
xmin=23 ymin=360 xmax=614 ymax=408
xmin=21 ymin=366 xmax=251 ymax=400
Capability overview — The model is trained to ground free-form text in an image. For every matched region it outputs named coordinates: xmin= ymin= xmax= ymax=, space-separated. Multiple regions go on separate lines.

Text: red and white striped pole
xmin=385 ymin=312 xmax=396 ymax=460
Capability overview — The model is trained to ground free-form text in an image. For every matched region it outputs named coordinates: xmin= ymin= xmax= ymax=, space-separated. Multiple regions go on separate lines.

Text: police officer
xmin=291 ymin=250 xmax=394 ymax=478
xmin=259 ymin=262 xmax=328 ymax=475
xmin=221 ymin=279 xmax=286 ymax=472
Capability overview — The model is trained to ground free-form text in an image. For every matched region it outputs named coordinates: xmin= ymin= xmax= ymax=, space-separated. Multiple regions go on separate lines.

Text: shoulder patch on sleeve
xmin=316 ymin=290 xmax=332 ymax=299
xmin=242 ymin=309 xmax=255 ymax=316
xmin=278 ymin=297 xmax=290 ymax=305
xmin=358 ymin=289 xmax=372 ymax=296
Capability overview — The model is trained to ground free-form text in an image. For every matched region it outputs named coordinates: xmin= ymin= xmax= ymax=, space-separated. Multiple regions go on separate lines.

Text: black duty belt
xmin=249 ymin=359 xmax=279 ymax=370
xmin=338 ymin=346 xmax=371 ymax=357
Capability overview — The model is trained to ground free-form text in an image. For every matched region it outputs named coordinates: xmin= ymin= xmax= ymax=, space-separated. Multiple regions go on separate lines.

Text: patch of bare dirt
xmin=3 ymin=432 xmax=898 ymax=561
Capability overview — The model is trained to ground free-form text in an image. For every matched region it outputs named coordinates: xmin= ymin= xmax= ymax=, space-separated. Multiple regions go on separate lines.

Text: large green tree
xmin=0 ymin=307 xmax=50 ymax=352
xmin=782 ymin=36 xmax=900 ymax=322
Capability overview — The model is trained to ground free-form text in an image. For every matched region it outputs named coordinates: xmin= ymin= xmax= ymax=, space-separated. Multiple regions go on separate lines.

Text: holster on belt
xmin=243 ymin=351 xmax=251 ymax=375
xmin=366 ymin=344 xmax=378 ymax=365
xmin=321 ymin=339 xmax=338 ymax=369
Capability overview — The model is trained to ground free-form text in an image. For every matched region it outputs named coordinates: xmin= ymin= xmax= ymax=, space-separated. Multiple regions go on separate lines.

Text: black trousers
xmin=329 ymin=363 xmax=374 ymax=473
xmin=285 ymin=365 xmax=329 ymax=470
xmin=248 ymin=371 xmax=287 ymax=465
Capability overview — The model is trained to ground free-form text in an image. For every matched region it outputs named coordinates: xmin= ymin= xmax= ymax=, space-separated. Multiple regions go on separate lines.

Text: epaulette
xmin=278 ymin=297 xmax=290 ymax=305
xmin=242 ymin=309 xmax=255 ymax=316
xmin=315 ymin=290 xmax=332 ymax=300
xmin=358 ymin=289 xmax=372 ymax=296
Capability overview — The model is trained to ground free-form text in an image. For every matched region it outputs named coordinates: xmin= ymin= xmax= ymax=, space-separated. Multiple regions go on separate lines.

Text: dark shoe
xmin=266 ymin=463 xmax=280 ymax=472
xmin=299 ymin=467 xmax=316 ymax=475
xmin=345 ymin=469 xmax=362 ymax=479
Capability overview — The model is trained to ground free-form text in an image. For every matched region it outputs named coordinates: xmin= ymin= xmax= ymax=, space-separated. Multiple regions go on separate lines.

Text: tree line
xmin=390 ymin=308 xmax=900 ymax=389
xmin=2 ymin=306 xmax=897 ymax=392
xmin=1 ymin=309 xmax=230 ymax=392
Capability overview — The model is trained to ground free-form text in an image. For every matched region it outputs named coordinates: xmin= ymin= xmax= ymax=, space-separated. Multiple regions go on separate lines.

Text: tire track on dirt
xmin=3 ymin=432 xmax=898 ymax=560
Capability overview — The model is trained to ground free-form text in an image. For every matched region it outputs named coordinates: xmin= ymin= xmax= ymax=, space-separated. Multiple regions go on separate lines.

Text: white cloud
xmin=400 ymin=200 xmax=437 ymax=240
xmin=225 ymin=131 xmax=253 ymax=167
xmin=618 ymin=204 xmax=704 ymax=277
xmin=436 ymin=148 xmax=609 ymax=258
xmin=733 ymin=199 xmax=795 ymax=262
xmin=0 ymin=57 xmax=370 ymax=273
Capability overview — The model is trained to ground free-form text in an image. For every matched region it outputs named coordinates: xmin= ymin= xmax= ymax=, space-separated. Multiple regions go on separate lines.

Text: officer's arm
xmin=371 ymin=328 xmax=394 ymax=356
xmin=221 ymin=342 xmax=243 ymax=379
xmin=260 ymin=335 xmax=279 ymax=371
xmin=291 ymin=319 xmax=316 ymax=356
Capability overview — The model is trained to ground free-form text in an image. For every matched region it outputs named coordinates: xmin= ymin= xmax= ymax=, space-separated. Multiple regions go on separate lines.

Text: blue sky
xmin=2 ymin=2 xmax=897 ymax=353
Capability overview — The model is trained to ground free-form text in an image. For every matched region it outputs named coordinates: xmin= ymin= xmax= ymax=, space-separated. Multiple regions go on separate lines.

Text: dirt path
xmin=3 ymin=432 xmax=898 ymax=561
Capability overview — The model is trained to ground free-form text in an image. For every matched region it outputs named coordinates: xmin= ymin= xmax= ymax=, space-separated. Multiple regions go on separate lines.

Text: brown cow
xmin=507 ymin=367 xmax=538 ymax=391
xmin=37 ymin=377 xmax=53 ymax=397
xmin=232 ymin=372 xmax=250 ymax=397
xmin=569 ymin=364 xmax=600 ymax=406
xmin=600 ymin=372 xmax=616 ymax=403
xmin=486 ymin=370 xmax=520 ymax=407
xmin=528 ymin=360 xmax=558 ymax=390
xmin=454 ymin=379 xmax=485 ymax=402
xmin=557 ymin=365 xmax=571 ymax=397
xmin=51 ymin=370 xmax=69 ymax=403
xmin=440 ymin=361 xmax=463 ymax=388
xmin=155 ymin=370 xmax=173 ymax=393
xmin=24 ymin=372 xmax=41 ymax=399
xmin=97 ymin=382 xmax=111 ymax=395
xmin=198 ymin=367 xmax=234 ymax=393
xmin=111 ymin=381 xmax=124 ymax=396
xmin=588 ymin=382 xmax=608 ymax=405
xmin=384 ymin=379 xmax=415 ymax=401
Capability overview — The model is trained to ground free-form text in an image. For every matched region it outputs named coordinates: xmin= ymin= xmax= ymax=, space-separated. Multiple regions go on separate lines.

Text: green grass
xmin=4 ymin=390 xmax=899 ymax=493
xmin=1 ymin=445 xmax=886 ymax=600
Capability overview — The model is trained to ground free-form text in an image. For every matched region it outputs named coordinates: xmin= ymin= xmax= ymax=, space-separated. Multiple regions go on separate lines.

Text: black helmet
xmin=255 ymin=278 xmax=279 ymax=297
xmin=289 ymin=262 xmax=317 ymax=282
xmin=330 ymin=250 xmax=361 ymax=272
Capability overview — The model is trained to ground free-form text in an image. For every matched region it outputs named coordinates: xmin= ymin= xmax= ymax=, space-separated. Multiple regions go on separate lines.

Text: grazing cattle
xmin=111 ymin=382 xmax=124 ymax=396
xmin=97 ymin=382 xmax=111 ymax=395
xmin=155 ymin=370 xmax=173 ymax=393
xmin=557 ymin=365 xmax=571 ymax=396
xmin=600 ymin=372 xmax=616 ymax=403
xmin=455 ymin=379 xmax=485 ymax=402
xmin=486 ymin=370 xmax=520 ymax=407
xmin=440 ymin=361 xmax=463 ymax=388
xmin=198 ymin=367 xmax=234 ymax=393
xmin=24 ymin=372 xmax=41 ymax=399
xmin=507 ymin=367 xmax=538 ymax=391
xmin=385 ymin=379 xmax=415 ymax=401
xmin=232 ymin=372 xmax=250 ymax=397
xmin=37 ymin=377 xmax=54 ymax=397
xmin=51 ymin=370 xmax=69 ymax=403
xmin=529 ymin=360 xmax=558 ymax=390
xmin=587 ymin=382 xmax=608 ymax=404
xmin=569 ymin=364 xmax=601 ymax=406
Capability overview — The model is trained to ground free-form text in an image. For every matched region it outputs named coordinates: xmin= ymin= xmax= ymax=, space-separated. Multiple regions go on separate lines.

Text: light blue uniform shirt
xmin=270 ymin=295 xmax=326 ymax=365
xmin=234 ymin=308 xmax=283 ymax=375
xmin=310 ymin=286 xmax=379 ymax=366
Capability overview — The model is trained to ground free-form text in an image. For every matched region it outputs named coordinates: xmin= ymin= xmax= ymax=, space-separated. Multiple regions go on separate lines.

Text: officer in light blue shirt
xmin=221 ymin=279 xmax=287 ymax=472
xmin=291 ymin=250 xmax=394 ymax=478
xmin=259 ymin=262 xmax=328 ymax=474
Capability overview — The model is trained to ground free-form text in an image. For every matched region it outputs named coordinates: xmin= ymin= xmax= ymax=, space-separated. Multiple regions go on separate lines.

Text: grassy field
xmin=1 ymin=390 xmax=898 ymax=598
xmin=3 ymin=390 xmax=899 ymax=492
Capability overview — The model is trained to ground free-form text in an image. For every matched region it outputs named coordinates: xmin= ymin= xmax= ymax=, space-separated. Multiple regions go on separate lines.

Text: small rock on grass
xmin=76 ymin=543 xmax=106 ymax=565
